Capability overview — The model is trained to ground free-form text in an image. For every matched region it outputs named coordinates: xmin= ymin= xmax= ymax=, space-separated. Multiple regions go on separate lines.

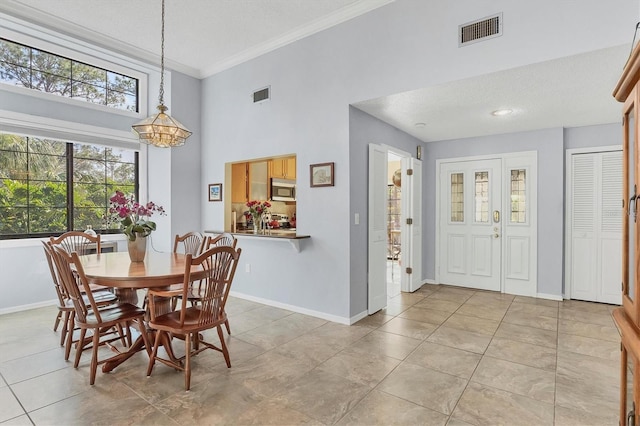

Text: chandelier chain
xmin=159 ymin=0 xmax=165 ymax=106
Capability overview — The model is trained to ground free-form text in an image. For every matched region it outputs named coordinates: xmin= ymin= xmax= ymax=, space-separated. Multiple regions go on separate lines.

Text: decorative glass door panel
xmin=440 ymin=159 xmax=501 ymax=291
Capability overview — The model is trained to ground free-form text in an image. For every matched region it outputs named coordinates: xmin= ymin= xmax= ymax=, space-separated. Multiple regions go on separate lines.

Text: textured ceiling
xmin=354 ymin=45 xmax=628 ymax=142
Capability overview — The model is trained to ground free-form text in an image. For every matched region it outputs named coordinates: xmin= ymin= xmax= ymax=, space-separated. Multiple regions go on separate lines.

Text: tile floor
xmin=0 ymin=284 xmax=623 ymax=425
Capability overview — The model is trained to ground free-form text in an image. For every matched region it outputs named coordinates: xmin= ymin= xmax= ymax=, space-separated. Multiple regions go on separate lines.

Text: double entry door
xmin=438 ymin=155 xmax=536 ymax=296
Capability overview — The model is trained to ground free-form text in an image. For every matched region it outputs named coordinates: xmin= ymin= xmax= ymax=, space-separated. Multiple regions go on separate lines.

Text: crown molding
xmin=200 ymin=0 xmax=394 ymax=78
xmin=0 ymin=0 xmax=392 ymax=80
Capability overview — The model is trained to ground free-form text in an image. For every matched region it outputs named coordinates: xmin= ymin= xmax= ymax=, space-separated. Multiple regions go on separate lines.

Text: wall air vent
xmin=253 ymin=86 xmax=270 ymax=104
xmin=459 ymin=13 xmax=502 ymax=47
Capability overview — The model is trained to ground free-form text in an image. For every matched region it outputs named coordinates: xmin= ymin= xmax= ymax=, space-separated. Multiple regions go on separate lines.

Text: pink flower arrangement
xmin=245 ymin=200 xmax=271 ymax=224
xmin=109 ymin=191 xmax=166 ymax=241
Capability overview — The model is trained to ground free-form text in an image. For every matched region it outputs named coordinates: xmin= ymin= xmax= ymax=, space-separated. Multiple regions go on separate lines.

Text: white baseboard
xmin=229 ymin=291 xmax=352 ymax=325
xmin=349 ymin=310 xmax=369 ymax=325
xmin=536 ymin=292 xmax=564 ymax=301
xmin=424 ymin=279 xmax=438 ymax=285
xmin=0 ymin=299 xmax=57 ymax=315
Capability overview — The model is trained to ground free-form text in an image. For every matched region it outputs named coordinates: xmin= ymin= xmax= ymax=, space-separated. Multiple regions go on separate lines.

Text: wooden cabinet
xmin=231 ymin=161 xmax=269 ymax=203
xmin=231 ymin=163 xmax=248 ymax=203
xmin=269 ymin=157 xmax=296 ymax=179
xmin=613 ymin=40 xmax=640 ymax=426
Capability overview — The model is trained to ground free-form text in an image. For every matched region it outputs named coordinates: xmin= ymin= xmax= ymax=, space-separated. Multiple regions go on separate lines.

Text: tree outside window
xmin=0 ymin=133 xmax=138 ymax=238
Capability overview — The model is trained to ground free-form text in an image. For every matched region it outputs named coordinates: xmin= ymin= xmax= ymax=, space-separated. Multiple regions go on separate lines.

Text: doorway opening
xmin=387 ymin=152 xmax=402 ymax=299
xmin=368 ymin=143 xmax=422 ymax=314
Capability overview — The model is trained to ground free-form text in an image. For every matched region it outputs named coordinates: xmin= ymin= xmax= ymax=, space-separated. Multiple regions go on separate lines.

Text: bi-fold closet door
xmin=568 ymin=150 xmax=622 ymax=305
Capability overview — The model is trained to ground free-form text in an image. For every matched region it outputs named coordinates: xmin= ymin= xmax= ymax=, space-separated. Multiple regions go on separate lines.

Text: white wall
xmin=199 ymin=0 xmax=636 ymax=319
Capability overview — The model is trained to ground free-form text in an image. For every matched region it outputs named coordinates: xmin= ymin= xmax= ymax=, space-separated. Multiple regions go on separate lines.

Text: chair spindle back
xmin=179 ymin=246 xmax=241 ymax=328
xmin=51 ymin=245 xmax=102 ymax=324
xmin=50 ymin=231 xmax=101 ymax=256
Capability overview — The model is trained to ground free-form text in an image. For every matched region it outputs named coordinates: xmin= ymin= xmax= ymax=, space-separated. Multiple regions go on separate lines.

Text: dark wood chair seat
xmin=51 ymin=245 xmax=150 ymax=385
xmin=147 ymin=245 xmax=241 ymax=390
xmin=43 ymin=240 xmax=122 ymax=361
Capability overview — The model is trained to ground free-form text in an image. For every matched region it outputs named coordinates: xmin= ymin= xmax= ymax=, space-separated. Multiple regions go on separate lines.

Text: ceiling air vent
xmin=253 ymin=86 xmax=270 ymax=104
xmin=459 ymin=13 xmax=502 ymax=47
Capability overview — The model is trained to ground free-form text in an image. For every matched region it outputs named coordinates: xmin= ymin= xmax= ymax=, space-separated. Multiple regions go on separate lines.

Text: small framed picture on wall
xmin=310 ymin=162 xmax=334 ymax=187
xmin=208 ymin=183 xmax=222 ymax=201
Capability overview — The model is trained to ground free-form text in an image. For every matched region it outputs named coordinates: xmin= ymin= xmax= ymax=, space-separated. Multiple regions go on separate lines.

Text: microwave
xmin=271 ymin=178 xmax=296 ymax=202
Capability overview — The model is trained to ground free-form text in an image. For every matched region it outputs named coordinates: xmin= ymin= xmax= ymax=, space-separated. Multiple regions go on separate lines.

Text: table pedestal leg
xmin=103 ymin=288 xmax=181 ymax=373
xmin=115 ymin=288 xmax=139 ymax=305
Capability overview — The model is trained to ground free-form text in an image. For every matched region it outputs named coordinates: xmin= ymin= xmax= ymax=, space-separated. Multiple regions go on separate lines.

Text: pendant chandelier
xmin=132 ymin=0 xmax=191 ymax=147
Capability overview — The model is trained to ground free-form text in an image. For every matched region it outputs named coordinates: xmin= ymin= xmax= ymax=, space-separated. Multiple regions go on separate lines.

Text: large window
xmin=0 ymin=133 xmax=138 ymax=239
xmin=0 ymin=38 xmax=139 ymax=112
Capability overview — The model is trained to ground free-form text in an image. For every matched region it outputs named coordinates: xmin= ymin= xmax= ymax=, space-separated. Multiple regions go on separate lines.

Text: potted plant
xmin=109 ymin=191 xmax=166 ymax=261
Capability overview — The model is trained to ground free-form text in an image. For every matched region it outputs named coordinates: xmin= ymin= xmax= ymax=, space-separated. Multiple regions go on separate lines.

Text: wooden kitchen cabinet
xmin=269 ymin=156 xmax=296 ymax=179
xmin=232 ymin=161 xmax=269 ymax=203
xmin=613 ymin=39 xmax=640 ymax=426
xmin=231 ymin=162 xmax=248 ymax=203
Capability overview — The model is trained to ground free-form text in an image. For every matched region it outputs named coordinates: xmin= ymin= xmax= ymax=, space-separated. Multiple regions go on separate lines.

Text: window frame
xmin=0 ymin=134 xmax=139 ymax=240
xmin=0 ymin=37 xmax=140 ymax=113
xmin=0 ymin=18 xmax=149 ymax=119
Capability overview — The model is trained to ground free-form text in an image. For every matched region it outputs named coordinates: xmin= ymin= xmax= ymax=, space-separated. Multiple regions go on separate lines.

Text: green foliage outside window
xmin=0 ymin=133 xmax=137 ymax=238
xmin=0 ymin=38 xmax=138 ymax=112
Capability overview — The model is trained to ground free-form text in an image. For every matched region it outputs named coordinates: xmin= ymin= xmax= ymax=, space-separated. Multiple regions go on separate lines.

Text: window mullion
xmin=66 ymin=143 xmax=73 ymax=231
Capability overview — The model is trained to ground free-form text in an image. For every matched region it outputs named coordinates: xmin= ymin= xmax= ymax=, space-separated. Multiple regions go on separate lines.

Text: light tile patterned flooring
xmin=0 ymin=283 xmax=622 ymax=425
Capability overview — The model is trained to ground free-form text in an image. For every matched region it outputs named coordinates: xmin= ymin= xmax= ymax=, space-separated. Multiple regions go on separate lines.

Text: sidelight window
xmin=450 ymin=173 xmax=464 ymax=222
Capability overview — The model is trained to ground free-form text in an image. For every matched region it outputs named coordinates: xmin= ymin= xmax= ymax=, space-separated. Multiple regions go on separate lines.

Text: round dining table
xmin=78 ymin=250 xmax=207 ymax=372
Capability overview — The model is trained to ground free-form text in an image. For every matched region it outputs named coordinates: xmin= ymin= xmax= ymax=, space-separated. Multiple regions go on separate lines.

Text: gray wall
xmin=170 ymin=71 xmax=202 ymax=238
xmin=349 ymin=106 xmax=424 ymax=315
xmin=564 ymin=123 xmax=620 ymax=150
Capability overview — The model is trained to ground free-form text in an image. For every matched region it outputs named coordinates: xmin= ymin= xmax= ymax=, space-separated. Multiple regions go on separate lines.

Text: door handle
xmin=493 ymin=210 xmax=500 ymax=223
xmin=493 ymin=233 xmax=500 ymax=239
xmin=630 ymin=184 xmax=637 ymax=223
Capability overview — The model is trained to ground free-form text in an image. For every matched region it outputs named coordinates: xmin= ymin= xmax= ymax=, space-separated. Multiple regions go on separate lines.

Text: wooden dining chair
xmin=168 ymin=232 xmax=208 ymax=310
xmin=50 ymin=231 xmax=101 ymax=256
xmin=51 ymin=245 xmax=150 ymax=385
xmin=173 ymin=231 xmax=206 ymax=256
xmin=202 ymin=233 xmax=238 ymax=334
xmin=42 ymin=241 xmax=119 ymax=360
xmin=146 ymin=245 xmax=241 ymax=390
xmin=205 ymin=232 xmax=237 ymax=250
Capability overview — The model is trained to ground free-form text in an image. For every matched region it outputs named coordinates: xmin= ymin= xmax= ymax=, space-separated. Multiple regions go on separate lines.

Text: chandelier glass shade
xmin=132 ymin=0 xmax=191 ymax=147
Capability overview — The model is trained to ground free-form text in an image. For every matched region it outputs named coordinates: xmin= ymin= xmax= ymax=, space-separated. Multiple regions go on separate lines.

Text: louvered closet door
xmin=570 ymin=151 xmax=622 ymax=304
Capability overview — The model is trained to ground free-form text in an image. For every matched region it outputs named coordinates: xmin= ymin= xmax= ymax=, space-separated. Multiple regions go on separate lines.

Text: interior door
xmin=401 ymin=157 xmax=422 ymax=292
xmin=569 ymin=150 xmax=622 ymax=304
xmin=368 ymin=144 xmax=388 ymax=314
xmin=439 ymin=159 xmax=502 ymax=291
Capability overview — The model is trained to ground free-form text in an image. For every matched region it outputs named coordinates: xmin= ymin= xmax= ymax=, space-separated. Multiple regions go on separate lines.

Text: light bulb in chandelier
xmin=132 ymin=104 xmax=192 ymax=148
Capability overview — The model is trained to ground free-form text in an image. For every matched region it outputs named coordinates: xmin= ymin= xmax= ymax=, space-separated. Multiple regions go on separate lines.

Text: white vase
xmin=252 ymin=215 xmax=262 ymax=234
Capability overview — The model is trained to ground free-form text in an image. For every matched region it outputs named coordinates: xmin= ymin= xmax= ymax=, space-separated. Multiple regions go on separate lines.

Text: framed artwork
xmin=310 ymin=162 xmax=334 ymax=187
xmin=208 ymin=183 xmax=222 ymax=201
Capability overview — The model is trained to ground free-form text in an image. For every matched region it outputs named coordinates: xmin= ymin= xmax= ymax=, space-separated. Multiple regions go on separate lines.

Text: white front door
xmin=439 ymin=159 xmax=502 ymax=291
